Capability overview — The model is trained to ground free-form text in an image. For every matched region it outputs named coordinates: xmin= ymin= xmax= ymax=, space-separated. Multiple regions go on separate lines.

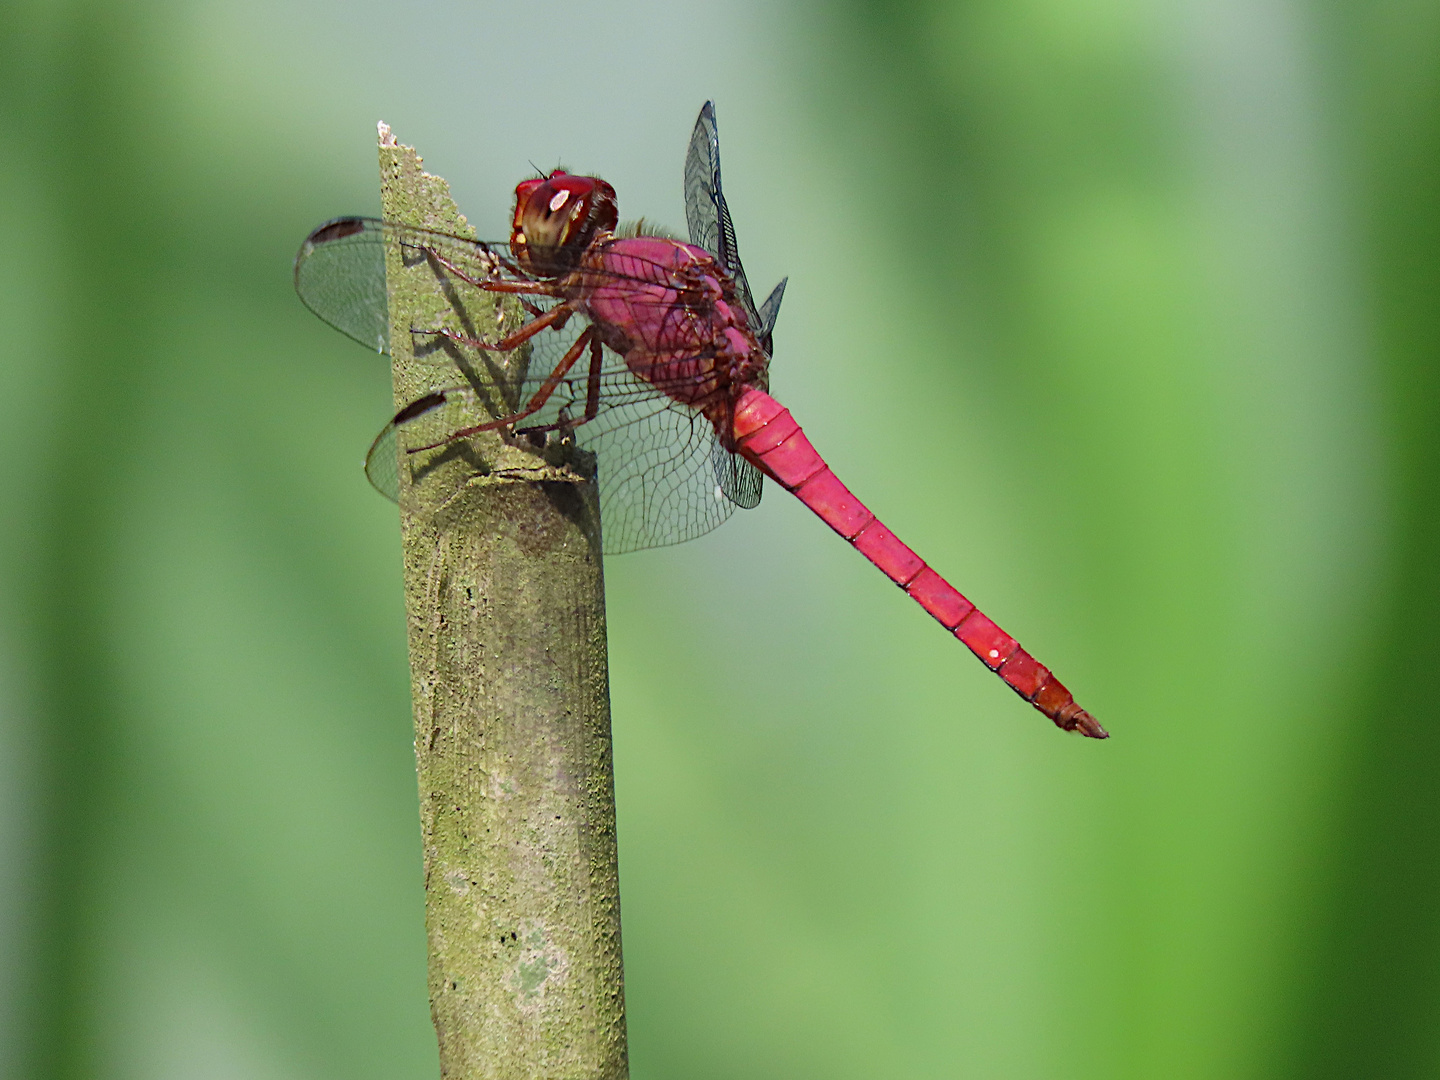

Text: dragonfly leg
xmin=419 ymin=243 xmax=534 ymax=288
xmin=419 ymin=245 xmax=511 ymax=289
xmin=473 ymin=278 xmax=564 ymax=296
xmin=583 ymin=331 xmax=603 ymax=423
xmin=418 ymin=301 xmax=577 ymax=352
xmin=516 ymin=333 xmax=605 ymax=437
xmin=420 ymin=245 xmax=563 ymax=297
xmin=408 ymin=325 xmax=598 ymax=453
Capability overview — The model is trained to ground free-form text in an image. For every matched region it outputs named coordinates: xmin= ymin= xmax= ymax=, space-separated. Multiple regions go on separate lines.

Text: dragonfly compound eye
xmin=510 ymin=170 xmax=619 ymax=278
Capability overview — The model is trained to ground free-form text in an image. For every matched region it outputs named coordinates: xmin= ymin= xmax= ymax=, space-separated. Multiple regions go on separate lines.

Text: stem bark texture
xmin=379 ymin=125 xmax=627 ymax=1080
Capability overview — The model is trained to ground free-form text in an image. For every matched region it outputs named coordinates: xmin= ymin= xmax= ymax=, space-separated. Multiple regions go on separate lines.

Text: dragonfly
xmin=294 ymin=102 xmax=1106 ymax=739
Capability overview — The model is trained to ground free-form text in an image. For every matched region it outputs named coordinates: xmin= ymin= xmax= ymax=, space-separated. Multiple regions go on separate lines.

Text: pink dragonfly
xmin=294 ymin=102 xmax=1106 ymax=739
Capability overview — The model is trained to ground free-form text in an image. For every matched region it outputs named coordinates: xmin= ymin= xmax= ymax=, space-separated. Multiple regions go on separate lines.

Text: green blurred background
xmin=2 ymin=0 xmax=1437 ymax=1076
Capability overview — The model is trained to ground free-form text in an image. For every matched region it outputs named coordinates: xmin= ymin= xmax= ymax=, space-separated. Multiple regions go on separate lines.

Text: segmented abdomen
xmin=731 ymin=387 xmax=1106 ymax=739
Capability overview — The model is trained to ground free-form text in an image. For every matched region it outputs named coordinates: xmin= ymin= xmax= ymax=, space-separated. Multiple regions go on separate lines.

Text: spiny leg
xmin=411 ymin=241 xmax=560 ymax=326
xmin=516 ymin=333 xmax=606 ymax=437
xmin=416 ymin=300 xmax=577 ymax=354
xmin=413 ymin=243 xmax=544 ymax=292
xmin=408 ymin=326 xmax=598 ymax=453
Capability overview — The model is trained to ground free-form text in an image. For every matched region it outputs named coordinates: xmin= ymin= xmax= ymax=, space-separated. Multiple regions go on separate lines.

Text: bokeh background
xmin=2 ymin=0 xmax=1437 ymax=1076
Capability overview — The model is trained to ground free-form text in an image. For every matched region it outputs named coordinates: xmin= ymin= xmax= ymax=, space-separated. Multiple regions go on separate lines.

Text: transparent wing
xmin=711 ymin=438 xmax=762 ymax=509
xmin=683 ymin=103 xmax=789 ymax=349
xmin=298 ymin=212 xmax=767 ymax=546
xmin=683 ymin=102 xmax=773 ymax=510
xmin=367 ymin=346 xmax=747 ymax=554
xmin=295 ymin=217 xmax=524 ymax=356
xmin=684 ymin=102 xmax=760 ymax=325
xmin=295 ymin=215 xmax=754 ymax=357
xmin=683 ymin=105 xmax=723 ymax=265
xmin=756 ymin=276 xmax=788 ymax=343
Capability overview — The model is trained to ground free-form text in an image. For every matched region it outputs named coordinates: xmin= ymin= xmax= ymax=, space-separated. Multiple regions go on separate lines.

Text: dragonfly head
xmin=510 ymin=170 xmax=618 ymax=277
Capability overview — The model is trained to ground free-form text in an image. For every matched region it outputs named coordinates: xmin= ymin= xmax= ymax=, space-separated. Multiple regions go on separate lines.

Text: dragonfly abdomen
xmin=732 ymin=387 xmax=1107 ymax=739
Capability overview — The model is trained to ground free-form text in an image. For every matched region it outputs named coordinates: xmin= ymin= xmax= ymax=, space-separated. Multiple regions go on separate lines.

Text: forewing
xmin=302 ymin=213 xmax=762 ymax=547
xmin=684 ymin=104 xmax=723 ymax=262
xmin=683 ymin=102 xmax=760 ymax=328
xmin=683 ymin=102 xmax=769 ymax=511
xmin=294 ymin=217 xmax=524 ymax=355
xmin=294 ymin=218 xmax=391 ymax=354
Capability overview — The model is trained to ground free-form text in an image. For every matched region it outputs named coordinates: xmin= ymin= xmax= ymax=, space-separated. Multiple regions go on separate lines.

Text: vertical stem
xmin=378 ymin=126 xmax=627 ymax=1080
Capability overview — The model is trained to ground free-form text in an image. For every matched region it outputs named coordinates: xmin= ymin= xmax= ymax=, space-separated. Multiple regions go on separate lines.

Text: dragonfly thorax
xmin=583 ymin=235 xmax=769 ymax=445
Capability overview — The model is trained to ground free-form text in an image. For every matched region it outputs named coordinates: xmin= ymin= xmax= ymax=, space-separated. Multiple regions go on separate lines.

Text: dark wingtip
xmin=392 ymin=390 xmax=448 ymax=425
xmin=295 ymin=217 xmax=370 ymax=285
xmin=306 ymin=216 xmax=368 ymax=246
